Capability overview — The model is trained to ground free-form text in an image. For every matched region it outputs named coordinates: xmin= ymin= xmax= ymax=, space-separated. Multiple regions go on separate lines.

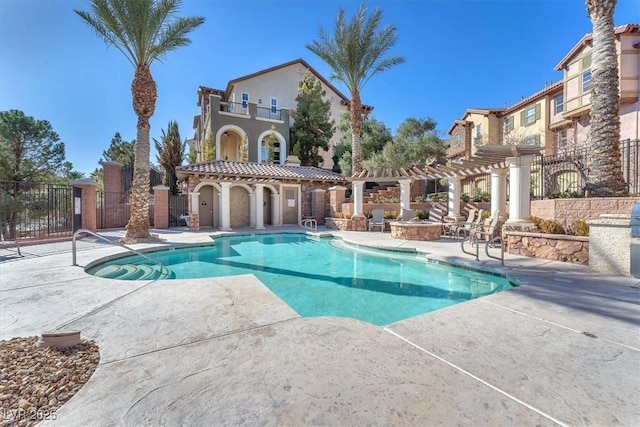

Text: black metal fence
xmin=97 ymin=191 xmax=130 ymax=229
xmin=121 ymin=165 xmax=164 ymax=194
xmin=461 ymin=173 xmax=492 ymax=202
xmin=0 ymin=181 xmax=72 ymax=241
xmin=531 ymin=138 xmax=639 ymax=199
xmin=169 ymin=194 xmax=188 ymax=227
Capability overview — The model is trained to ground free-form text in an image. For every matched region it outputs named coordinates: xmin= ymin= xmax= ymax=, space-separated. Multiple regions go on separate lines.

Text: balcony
xmin=256 ymin=106 xmax=282 ymax=121
xmin=219 ymin=101 xmax=249 ymax=116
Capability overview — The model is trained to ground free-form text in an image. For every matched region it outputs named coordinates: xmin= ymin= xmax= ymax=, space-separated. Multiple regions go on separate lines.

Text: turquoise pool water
xmin=89 ymin=233 xmax=512 ymax=325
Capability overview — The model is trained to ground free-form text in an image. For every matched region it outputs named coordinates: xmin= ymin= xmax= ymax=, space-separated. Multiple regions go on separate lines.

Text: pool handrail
xmin=71 ymin=229 xmax=171 ymax=277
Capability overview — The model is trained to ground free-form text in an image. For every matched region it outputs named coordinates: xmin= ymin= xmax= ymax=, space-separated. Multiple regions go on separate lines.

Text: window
xmin=521 ymin=103 xmax=541 ymax=125
xmin=581 ymin=53 xmax=592 ymax=70
xmin=261 ymin=139 xmax=281 ymax=163
xmin=453 ymin=134 xmax=461 ymax=147
xmin=475 ymin=124 xmax=482 ymax=138
xmin=270 ymin=98 xmax=278 ymax=114
xmin=554 ymin=95 xmax=564 ymax=114
xmin=582 ymin=71 xmax=592 ymax=92
xmin=557 ymin=130 xmax=568 ymax=148
xmin=524 ymin=134 xmax=541 ymax=146
xmin=503 ymin=116 xmax=514 ymax=133
xmin=241 ymin=92 xmax=249 ymax=108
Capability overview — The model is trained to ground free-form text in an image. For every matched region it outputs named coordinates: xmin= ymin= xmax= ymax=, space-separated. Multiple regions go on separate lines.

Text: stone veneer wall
xmin=530 ymin=197 xmax=640 ymax=230
xmin=505 ymin=231 xmax=589 ymax=264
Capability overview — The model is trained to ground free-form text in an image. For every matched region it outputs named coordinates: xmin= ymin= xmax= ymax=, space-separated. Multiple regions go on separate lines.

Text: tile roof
xmin=177 ymin=160 xmax=346 ymax=182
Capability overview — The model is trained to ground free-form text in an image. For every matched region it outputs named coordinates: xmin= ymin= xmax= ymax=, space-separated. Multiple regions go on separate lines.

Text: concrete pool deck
xmin=1 ymin=227 xmax=638 ymax=426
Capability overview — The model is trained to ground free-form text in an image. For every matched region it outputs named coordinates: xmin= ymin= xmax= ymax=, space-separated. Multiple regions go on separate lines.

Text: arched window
xmin=261 ymin=139 xmax=280 ymax=163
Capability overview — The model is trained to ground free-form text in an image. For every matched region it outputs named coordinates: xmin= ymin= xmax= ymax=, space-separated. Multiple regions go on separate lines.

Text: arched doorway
xmin=257 ymin=129 xmax=286 ymax=164
xmin=198 ymin=185 xmax=219 ymax=227
xmin=216 ymin=125 xmax=247 ymax=161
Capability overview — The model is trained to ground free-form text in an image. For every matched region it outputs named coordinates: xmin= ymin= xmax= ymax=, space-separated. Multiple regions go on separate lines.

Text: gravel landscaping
xmin=0 ymin=337 xmax=99 ymax=426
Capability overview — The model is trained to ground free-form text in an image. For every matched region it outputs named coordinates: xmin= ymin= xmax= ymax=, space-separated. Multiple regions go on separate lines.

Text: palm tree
xmin=75 ymin=0 xmax=204 ymax=240
xmin=307 ymin=4 xmax=404 ymax=174
xmin=154 ymin=120 xmax=185 ymax=195
xmin=585 ymin=0 xmax=627 ymax=196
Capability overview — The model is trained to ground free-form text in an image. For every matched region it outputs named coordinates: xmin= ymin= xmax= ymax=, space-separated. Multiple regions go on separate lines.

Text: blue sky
xmin=1 ymin=0 xmax=638 ymax=175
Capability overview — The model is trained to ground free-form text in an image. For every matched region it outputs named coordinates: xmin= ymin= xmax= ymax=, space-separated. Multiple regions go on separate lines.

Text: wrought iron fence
xmin=220 ymin=101 xmax=249 ymax=116
xmin=531 ymin=138 xmax=639 ymax=199
xmin=0 ymin=181 xmax=72 ymax=241
xmin=97 ymin=191 xmax=130 ymax=229
xmin=97 ymin=191 xmax=155 ymax=229
xmin=461 ymin=173 xmax=492 ymax=202
xmin=121 ymin=166 xmax=164 ymax=194
xmin=169 ymin=194 xmax=188 ymax=227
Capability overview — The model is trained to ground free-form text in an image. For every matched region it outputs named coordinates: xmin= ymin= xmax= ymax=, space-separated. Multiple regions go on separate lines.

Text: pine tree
xmin=291 ymin=71 xmax=335 ymax=167
xmin=154 ymin=121 xmax=185 ymax=195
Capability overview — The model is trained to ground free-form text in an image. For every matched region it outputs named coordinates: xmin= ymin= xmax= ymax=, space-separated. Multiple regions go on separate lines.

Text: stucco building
xmin=190 ymin=58 xmax=373 ymax=170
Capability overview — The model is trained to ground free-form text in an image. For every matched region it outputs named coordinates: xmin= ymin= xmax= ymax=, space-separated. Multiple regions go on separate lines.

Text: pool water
xmin=89 ymin=233 xmax=512 ymax=326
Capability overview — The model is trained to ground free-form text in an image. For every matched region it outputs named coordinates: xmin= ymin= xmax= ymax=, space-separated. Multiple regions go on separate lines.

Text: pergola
xmin=348 ymin=145 xmax=544 ymax=224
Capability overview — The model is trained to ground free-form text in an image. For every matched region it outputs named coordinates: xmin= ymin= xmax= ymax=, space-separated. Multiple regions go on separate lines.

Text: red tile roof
xmin=177 ymin=160 xmax=346 ymax=182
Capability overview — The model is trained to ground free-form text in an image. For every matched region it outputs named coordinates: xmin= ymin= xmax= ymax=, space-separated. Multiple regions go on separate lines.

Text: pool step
xmin=92 ymin=263 xmax=174 ymax=280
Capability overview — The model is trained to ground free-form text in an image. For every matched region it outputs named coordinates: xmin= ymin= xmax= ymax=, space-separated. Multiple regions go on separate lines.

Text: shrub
xmin=429 ymin=193 xmax=448 ymax=203
xmin=480 ymin=210 xmax=490 ymax=221
xmin=415 ymin=210 xmax=429 ymax=220
xmin=572 ymin=220 xmax=589 ymax=236
xmin=460 ymin=193 xmax=470 ymax=202
xmin=334 ymin=212 xmax=350 ymax=219
xmin=529 ymin=215 xmax=565 ymax=234
xmin=373 ymin=195 xmax=400 ymax=203
xmin=384 ymin=211 xmax=398 ymax=220
xmin=414 ymin=195 xmax=427 ymax=203
xmin=363 ymin=211 xmax=373 ymax=219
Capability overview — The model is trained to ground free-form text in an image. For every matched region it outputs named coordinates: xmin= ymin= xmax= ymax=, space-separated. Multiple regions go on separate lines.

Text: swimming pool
xmin=88 ymin=233 xmax=512 ymax=325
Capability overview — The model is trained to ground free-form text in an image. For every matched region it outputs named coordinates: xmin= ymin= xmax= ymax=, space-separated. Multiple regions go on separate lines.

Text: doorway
xmin=282 ymin=187 xmax=298 ymax=225
xmin=198 ymin=185 xmax=218 ymax=227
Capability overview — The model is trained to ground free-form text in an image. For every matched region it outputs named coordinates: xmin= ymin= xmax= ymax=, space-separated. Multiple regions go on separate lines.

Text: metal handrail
xmin=72 ymin=229 xmax=170 ymax=277
xmin=300 ymin=218 xmax=317 ymax=231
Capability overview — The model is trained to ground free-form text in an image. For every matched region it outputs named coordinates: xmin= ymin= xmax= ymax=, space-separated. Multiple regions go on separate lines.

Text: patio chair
xmin=456 ymin=209 xmax=485 ymax=239
xmin=369 ymin=208 xmax=385 ymax=232
xmin=469 ymin=210 xmax=502 ymax=247
xmin=426 ymin=208 xmax=445 ymax=232
xmin=447 ymin=208 xmax=477 ymax=239
xmin=401 ymin=208 xmax=417 ymax=222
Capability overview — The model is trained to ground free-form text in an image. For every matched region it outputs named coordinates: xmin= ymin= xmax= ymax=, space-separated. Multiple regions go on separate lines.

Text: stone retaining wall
xmin=390 ymin=222 xmax=442 ymax=241
xmin=531 ymin=197 xmax=640 ymax=230
xmin=505 ymin=231 xmax=589 ymax=264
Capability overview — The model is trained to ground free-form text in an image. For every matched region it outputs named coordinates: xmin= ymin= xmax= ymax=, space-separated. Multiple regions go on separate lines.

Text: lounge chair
xmin=369 ymin=208 xmax=385 ymax=232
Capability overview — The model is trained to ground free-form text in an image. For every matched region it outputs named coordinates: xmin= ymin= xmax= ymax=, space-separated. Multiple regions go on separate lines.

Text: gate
xmin=169 ymin=194 xmax=188 ymax=227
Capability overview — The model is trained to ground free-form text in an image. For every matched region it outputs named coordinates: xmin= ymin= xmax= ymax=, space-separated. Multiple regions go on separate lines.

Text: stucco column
xmin=505 ymin=155 xmax=534 ymax=225
xmin=249 ymin=191 xmax=256 ymax=227
xmin=447 ymin=176 xmax=463 ymax=221
xmin=255 ymin=184 xmax=265 ymax=229
xmin=328 ymin=185 xmax=347 ymax=218
xmin=220 ymin=182 xmax=231 ymax=231
xmin=490 ymin=167 xmax=508 ymax=221
xmin=152 ymin=185 xmax=170 ymax=229
xmin=399 ymin=179 xmax=412 ymax=211
xmin=271 ymin=193 xmax=281 ymax=226
xmin=352 ymin=181 xmax=365 ymax=217
xmin=188 ymin=191 xmax=200 ymax=231
xmin=71 ymin=179 xmax=97 ymax=231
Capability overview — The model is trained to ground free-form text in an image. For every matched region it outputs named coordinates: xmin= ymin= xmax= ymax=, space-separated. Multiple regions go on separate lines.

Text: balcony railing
xmin=220 ymin=101 xmax=249 ymax=116
xmin=256 ymin=106 xmax=282 ymax=121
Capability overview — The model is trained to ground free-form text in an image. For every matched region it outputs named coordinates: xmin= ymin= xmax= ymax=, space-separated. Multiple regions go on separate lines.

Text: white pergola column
xmin=255 ymin=184 xmax=265 ymax=229
xmin=399 ymin=179 xmax=412 ymax=211
xmin=249 ymin=191 xmax=256 ymax=227
xmin=447 ymin=176 xmax=463 ymax=220
xmin=271 ymin=193 xmax=281 ymax=226
xmin=505 ymin=155 xmax=534 ymax=225
xmin=490 ymin=167 xmax=508 ymax=220
xmin=220 ymin=182 xmax=232 ymax=231
xmin=352 ymin=181 xmax=365 ymax=216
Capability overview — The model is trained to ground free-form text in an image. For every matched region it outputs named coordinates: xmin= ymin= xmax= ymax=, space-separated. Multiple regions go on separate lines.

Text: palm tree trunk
xmin=350 ymin=90 xmax=363 ymax=174
xmin=125 ymin=65 xmax=156 ymax=240
xmin=585 ymin=0 xmax=627 ymax=196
